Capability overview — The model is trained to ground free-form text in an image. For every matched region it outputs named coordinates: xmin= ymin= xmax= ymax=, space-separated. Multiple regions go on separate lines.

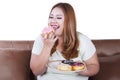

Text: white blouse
xmin=32 ymin=32 xmax=96 ymax=80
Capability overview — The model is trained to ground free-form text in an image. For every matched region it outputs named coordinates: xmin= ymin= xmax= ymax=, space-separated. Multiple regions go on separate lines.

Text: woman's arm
xmin=77 ymin=52 xmax=100 ymax=76
xmin=30 ymin=46 xmax=51 ymax=76
xmin=30 ymin=33 xmax=58 ymax=76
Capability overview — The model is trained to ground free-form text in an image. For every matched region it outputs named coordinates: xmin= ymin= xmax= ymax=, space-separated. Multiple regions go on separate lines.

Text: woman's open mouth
xmin=51 ymin=25 xmax=60 ymax=30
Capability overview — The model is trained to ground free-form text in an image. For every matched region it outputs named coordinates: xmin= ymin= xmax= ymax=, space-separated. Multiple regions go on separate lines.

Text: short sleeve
xmin=78 ymin=33 xmax=96 ymax=61
xmin=32 ymin=35 xmax=44 ymax=55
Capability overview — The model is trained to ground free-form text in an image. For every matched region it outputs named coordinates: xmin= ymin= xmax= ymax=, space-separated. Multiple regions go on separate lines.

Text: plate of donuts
xmin=47 ymin=60 xmax=87 ymax=74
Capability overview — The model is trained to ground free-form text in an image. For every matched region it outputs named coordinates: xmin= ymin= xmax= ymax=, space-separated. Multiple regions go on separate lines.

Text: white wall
xmin=0 ymin=0 xmax=120 ymax=40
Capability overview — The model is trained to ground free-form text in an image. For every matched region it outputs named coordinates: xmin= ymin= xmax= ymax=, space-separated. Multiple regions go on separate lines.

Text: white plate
xmin=47 ymin=60 xmax=86 ymax=74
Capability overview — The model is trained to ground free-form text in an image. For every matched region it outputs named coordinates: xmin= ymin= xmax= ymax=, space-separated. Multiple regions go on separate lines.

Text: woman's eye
xmin=49 ymin=16 xmax=53 ymax=19
xmin=57 ymin=17 xmax=62 ymax=19
xmin=49 ymin=16 xmax=62 ymax=20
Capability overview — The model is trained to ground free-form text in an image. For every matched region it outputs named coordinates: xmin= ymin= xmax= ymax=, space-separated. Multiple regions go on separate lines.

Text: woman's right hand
xmin=41 ymin=32 xmax=58 ymax=50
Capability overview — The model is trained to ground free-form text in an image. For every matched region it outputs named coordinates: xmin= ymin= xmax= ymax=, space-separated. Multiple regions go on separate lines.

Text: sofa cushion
xmin=93 ymin=40 xmax=120 ymax=57
xmin=0 ymin=49 xmax=31 ymax=80
xmin=90 ymin=54 xmax=120 ymax=80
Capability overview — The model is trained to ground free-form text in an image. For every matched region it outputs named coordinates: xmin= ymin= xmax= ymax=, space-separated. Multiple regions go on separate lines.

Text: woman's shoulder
xmin=77 ymin=32 xmax=91 ymax=41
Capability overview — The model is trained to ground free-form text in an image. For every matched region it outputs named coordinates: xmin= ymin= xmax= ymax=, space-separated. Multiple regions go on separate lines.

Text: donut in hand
xmin=41 ymin=27 xmax=54 ymax=39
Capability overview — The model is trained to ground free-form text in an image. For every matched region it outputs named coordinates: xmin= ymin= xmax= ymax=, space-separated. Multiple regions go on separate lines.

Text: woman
xmin=30 ymin=2 xmax=99 ymax=80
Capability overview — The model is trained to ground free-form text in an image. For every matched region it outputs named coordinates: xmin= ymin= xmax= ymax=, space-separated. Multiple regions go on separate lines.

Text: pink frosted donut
xmin=41 ymin=27 xmax=54 ymax=39
xmin=42 ymin=27 xmax=54 ymax=34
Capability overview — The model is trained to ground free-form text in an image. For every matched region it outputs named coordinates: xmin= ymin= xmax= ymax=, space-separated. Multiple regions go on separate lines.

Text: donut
xmin=57 ymin=63 xmax=72 ymax=71
xmin=72 ymin=62 xmax=85 ymax=71
xmin=41 ymin=27 xmax=54 ymax=38
xmin=42 ymin=27 xmax=54 ymax=34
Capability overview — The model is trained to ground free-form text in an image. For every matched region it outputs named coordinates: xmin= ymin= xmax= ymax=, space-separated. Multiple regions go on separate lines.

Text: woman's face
xmin=48 ymin=7 xmax=65 ymax=37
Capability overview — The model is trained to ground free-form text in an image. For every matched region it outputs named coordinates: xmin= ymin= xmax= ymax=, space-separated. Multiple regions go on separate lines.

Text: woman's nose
xmin=51 ymin=18 xmax=57 ymax=22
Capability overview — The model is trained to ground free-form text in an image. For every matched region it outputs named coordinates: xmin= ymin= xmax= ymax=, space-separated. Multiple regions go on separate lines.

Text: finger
xmin=51 ymin=34 xmax=56 ymax=39
xmin=48 ymin=32 xmax=54 ymax=39
xmin=44 ymin=34 xmax=48 ymax=39
xmin=53 ymin=36 xmax=58 ymax=42
xmin=41 ymin=33 xmax=44 ymax=37
xmin=43 ymin=34 xmax=47 ymax=39
xmin=41 ymin=33 xmax=46 ymax=38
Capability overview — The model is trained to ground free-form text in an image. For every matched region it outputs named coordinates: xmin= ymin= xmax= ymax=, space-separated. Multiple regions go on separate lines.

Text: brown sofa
xmin=0 ymin=41 xmax=35 ymax=80
xmin=0 ymin=40 xmax=120 ymax=80
xmin=89 ymin=40 xmax=120 ymax=80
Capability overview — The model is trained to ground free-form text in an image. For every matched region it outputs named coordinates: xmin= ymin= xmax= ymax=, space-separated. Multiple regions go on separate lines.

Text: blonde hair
xmin=50 ymin=3 xmax=79 ymax=60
